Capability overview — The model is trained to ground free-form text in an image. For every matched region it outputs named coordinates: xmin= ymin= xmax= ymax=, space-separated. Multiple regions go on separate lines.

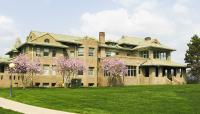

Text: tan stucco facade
xmin=0 ymin=31 xmax=186 ymax=87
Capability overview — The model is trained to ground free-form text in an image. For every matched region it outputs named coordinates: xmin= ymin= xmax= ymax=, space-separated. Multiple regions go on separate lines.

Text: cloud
xmin=0 ymin=16 xmax=18 ymax=56
xmin=68 ymin=0 xmax=200 ymax=63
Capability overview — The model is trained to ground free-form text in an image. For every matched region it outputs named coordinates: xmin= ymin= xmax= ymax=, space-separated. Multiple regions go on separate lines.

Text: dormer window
xmin=44 ymin=39 xmax=50 ymax=43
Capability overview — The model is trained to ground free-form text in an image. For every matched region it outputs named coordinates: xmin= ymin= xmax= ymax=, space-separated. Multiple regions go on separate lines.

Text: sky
xmin=0 ymin=0 xmax=199 ymax=63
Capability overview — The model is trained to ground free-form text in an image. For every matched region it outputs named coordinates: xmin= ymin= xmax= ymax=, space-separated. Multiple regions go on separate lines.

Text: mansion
xmin=0 ymin=31 xmax=186 ymax=87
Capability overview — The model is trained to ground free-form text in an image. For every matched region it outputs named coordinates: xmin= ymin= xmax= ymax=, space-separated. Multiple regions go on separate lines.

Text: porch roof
xmin=141 ymin=59 xmax=186 ymax=68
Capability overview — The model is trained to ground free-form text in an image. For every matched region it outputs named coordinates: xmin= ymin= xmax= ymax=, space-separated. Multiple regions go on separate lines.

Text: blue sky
xmin=0 ymin=0 xmax=200 ymax=63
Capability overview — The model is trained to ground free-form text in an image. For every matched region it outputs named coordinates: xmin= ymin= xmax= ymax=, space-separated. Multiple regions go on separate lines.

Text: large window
xmin=153 ymin=51 xmax=167 ymax=60
xmin=43 ymin=65 xmax=50 ymax=75
xmin=127 ymin=66 xmax=136 ymax=76
xmin=140 ymin=51 xmax=149 ymax=58
xmin=88 ymin=67 xmax=94 ymax=76
xmin=106 ymin=51 xmax=116 ymax=57
xmin=78 ymin=47 xmax=84 ymax=56
xmin=88 ymin=47 xmax=94 ymax=56
xmin=44 ymin=48 xmax=49 ymax=56
xmin=36 ymin=47 xmax=41 ymax=57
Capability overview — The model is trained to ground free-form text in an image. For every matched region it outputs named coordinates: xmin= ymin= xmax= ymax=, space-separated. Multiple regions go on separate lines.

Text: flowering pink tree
xmin=101 ymin=58 xmax=127 ymax=86
xmin=56 ymin=56 xmax=84 ymax=87
xmin=10 ymin=54 xmax=41 ymax=88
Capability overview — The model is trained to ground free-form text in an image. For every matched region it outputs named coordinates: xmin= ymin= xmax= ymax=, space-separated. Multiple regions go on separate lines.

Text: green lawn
xmin=0 ymin=85 xmax=200 ymax=114
xmin=0 ymin=107 xmax=22 ymax=114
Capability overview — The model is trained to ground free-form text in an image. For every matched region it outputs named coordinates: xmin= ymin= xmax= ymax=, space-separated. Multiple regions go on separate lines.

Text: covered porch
xmin=139 ymin=60 xmax=186 ymax=84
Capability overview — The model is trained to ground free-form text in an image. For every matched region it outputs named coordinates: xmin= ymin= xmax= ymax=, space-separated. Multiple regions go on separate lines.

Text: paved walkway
xmin=0 ymin=97 xmax=75 ymax=114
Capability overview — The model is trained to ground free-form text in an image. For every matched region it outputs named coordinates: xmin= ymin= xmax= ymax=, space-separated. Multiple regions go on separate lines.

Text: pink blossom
xmin=101 ymin=58 xmax=128 ymax=76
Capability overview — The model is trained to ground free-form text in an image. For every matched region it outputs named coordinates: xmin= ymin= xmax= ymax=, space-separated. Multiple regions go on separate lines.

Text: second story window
xmin=36 ymin=47 xmax=41 ymax=57
xmin=44 ymin=39 xmax=50 ymax=43
xmin=140 ymin=51 xmax=149 ymax=58
xmin=88 ymin=47 xmax=94 ymax=56
xmin=106 ymin=51 xmax=116 ymax=57
xmin=78 ymin=47 xmax=84 ymax=56
xmin=88 ymin=67 xmax=94 ymax=76
xmin=52 ymin=49 xmax=56 ymax=57
xmin=153 ymin=51 xmax=167 ymax=60
xmin=44 ymin=48 xmax=49 ymax=56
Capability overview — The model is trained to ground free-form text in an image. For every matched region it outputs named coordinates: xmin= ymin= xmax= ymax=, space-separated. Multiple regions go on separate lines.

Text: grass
xmin=0 ymin=85 xmax=200 ymax=114
xmin=0 ymin=107 xmax=22 ymax=114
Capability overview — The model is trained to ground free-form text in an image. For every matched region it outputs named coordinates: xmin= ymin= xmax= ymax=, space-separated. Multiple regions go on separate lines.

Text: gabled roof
xmin=31 ymin=31 xmax=82 ymax=44
xmin=117 ymin=36 xmax=175 ymax=51
xmin=141 ymin=59 xmax=186 ymax=67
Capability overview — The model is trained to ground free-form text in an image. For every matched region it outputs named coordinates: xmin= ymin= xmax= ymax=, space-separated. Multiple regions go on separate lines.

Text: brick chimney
xmin=99 ymin=32 xmax=105 ymax=43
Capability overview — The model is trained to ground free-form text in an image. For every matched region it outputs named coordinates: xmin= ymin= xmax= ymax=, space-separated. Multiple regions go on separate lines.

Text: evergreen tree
xmin=185 ymin=35 xmax=200 ymax=82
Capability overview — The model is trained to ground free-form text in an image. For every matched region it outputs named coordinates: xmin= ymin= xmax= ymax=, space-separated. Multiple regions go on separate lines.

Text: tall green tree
xmin=185 ymin=35 xmax=200 ymax=82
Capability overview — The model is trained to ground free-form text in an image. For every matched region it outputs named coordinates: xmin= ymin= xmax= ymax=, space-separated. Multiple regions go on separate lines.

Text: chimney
xmin=145 ymin=37 xmax=151 ymax=41
xmin=99 ymin=32 xmax=105 ymax=43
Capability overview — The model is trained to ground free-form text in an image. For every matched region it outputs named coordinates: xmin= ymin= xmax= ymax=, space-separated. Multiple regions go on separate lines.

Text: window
xmin=0 ymin=65 xmax=4 ymax=73
xmin=88 ymin=47 xmax=94 ymax=56
xmin=63 ymin=49 xmax=68 ymax=57
xmin=78 ymin=47 xmax=84 ymax=56
xmin=44 ymin=39 xmax=50 ymax=43
xmin=70 ymin=51 xmax=75 ymax=57
xmin=104 ymin=70 xmax=110 ymax=76
xmin=43 ymin=83 xmax=49 ymax=87
xmin=140 ymin=51 xmax=149 ymax=58
xmin=44 ymin=48 xmax=49 ymax=56
xmin=127 ymin=53 xmax=131 ymax=56
xmin=127 ymin=66 xmax=136 ymax=76
xmin=52 ymin=49 xmax=56 ymax=57
xmin=51 ymin=83 xmax=56 ymax=87
xmin=36 ymin=47 xmax=41 ymax=57
xmin=153 ymin=51 xmax=167 ymax=60
xmin=106 ymin=51 xmax=116 ymax=57
xmin=88 ymin=83 xmax=94 ymax=87
xmin=1 ymin=75 xmax=3 ymax=80
xmin=52 ymin=65 xmax=56 ymax=75
xmin=88 ymin=67 xmax=94 ymax=76
xmin=78 ymin=70 xmax=83 ymax=75
xmin=35 ymin=83 xmax=40 ymax=87
xmin=43 ymin=65 xmax=50 ymax=75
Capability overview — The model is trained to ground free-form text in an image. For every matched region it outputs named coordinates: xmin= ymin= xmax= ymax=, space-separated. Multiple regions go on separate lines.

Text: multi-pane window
xmin=44 ymin=48 xmax=49 ymax=56
xmin=78 ymin=70 xmax=83 ymax=75
xmin=88 ymin=67 xmax=94 ymax=76
xmin=140 ymin=51 xmax=149 ymax=58
xmin=36 ymin=47 xmax=41 ymax=57
xmin=70 ymin=51 xmax=75 ymax=57
xmin=127 ymin=66 xmax=136 ymax=76
xmin=106 ymin=51 xmax=116 ymax=57
xmin=52 ymin=65 xmax=56 ymax=75
xmin=78 ymin=47 xmax=84 ymax=56
xmin=52 ymin=49 xmax=56 ymax=57
xmin=153 ymin=51 xmax=167 ymax=60
xmin=88 ymin=47 xmax=94 ymax=56
xmin=43 ymin=65 xmax=50 ymax=75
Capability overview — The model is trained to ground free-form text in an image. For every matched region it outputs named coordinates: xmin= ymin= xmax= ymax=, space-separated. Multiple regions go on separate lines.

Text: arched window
xmin=44 ymin=39 xmax=50 ymax=43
